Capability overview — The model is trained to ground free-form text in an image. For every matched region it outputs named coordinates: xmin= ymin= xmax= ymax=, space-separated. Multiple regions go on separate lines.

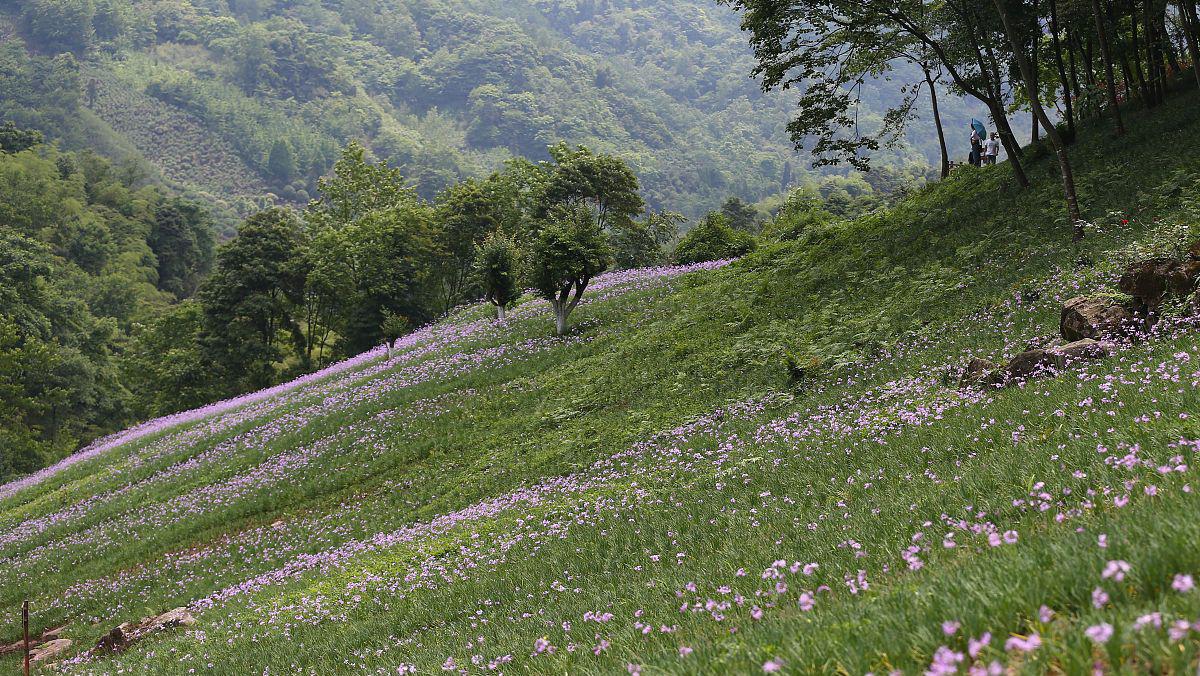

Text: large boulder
xmin=1005 ymin=339 xmax=1112 ymax=382
xmin=1119 ymin=258 xmax=1200 ymax=311
xmin=29 ymin=638 xmax=72 ymax=663
xmin=1060 ymin=296 xmax=1136 ymax=342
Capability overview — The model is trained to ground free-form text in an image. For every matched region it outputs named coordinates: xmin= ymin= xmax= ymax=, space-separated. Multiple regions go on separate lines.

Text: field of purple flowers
xmin=5 ymin=95 xmax=1200 ymax=674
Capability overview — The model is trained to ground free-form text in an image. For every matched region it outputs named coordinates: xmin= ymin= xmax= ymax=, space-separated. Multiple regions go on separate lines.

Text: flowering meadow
xmin=6 ymin=98 xmax=1200 ymax=674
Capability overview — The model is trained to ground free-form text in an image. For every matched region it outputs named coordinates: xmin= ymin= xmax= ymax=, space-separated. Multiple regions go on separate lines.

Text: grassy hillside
xmin=3 ymin=92 xmax=1200 ymax=674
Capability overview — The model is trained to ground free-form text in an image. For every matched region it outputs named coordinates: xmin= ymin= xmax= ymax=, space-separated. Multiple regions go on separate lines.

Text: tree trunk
xmin=993 ymin=0 xmax=1084 ymax=237
xmin=990 ymin=100 xmax=1030 ymax=187
xmin=1093 ymin=0 xmax=1126 ymax=133
xmin=1050 ymin=0 xmax=1077 ymax=138
xmin=1130 ymin=8 xmax=1153 ymax=105
xmin=496 ymin=303 xmax=506 ymax=322
xmin=923 ymin=64 xmax=950 ymax=179
xmin=1183 ymin=0 xmax=1200 ymax=89
xmin=554 ymin=305 xmax=567 ymax=336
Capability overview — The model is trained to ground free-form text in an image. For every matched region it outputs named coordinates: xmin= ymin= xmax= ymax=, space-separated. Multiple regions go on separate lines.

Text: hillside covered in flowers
xmin=4 ymin=93 xmax=1200 ymax=674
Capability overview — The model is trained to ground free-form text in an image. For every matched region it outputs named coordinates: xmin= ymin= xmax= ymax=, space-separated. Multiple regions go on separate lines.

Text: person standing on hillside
xmin=984 ymin=132 xmax=1000 ymax=166
xmin=969 ymin=127 xmax=983 ymax=167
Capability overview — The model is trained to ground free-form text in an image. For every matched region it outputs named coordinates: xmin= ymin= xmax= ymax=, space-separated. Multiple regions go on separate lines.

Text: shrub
xmin=673 ymin=213 xmax=756 ymax=265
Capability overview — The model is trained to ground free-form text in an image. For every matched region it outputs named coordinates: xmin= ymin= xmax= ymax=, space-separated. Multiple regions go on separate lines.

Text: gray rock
xmin=30 ymin=638 xmax=72 ymax=663
xmin=1060 ymin=296 xmax=1136 ymax=342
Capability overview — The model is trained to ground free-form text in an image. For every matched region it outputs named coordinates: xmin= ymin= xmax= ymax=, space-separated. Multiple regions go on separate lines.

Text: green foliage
xmin=527 ymin=205 xmax=611 ymax=335
xmin=308 ymin=202 xmax=441 ymax=355
xmin=8 ymin=90 xmax=1200 ymax=676
xmin=0 ymin=123 xmax=44 ymax=154
xmin=266 ymin=139 xmax=296 ymax=182
xmin=673 ymin=212 xmax=757 ymax=265
xmin=0 ymin=134 xmax=226 ymax=480
xmin=433 ymin=178 xmax=502 ymax=312
xmin=720 ymin=196 xmax=762 ymax=234
xmin=609 ymin=210 xmax=683 ymax=270
xmin=538 ymin=143 xmax=645 ymax=231
xmin=760 ymin=191 xmax=837 ymax=242
xmin=199 ymin=208 xmax=305 ymax=392
xmin=22 ymin=0 xmax=95 ymax=54
xmin=474 ymin=230 xmax=521 ymax=319
xmin=3 ymin=0 xmax=953 ymax=219
xmin=150 ymin=198 xmax=215 ymax=298
xmin=121 ymin=301 xmax=218 ymax=418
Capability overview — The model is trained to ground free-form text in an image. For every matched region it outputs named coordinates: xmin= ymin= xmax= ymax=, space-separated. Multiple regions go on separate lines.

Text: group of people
xmin=969 ymin=126 xmax=1000 ymax=167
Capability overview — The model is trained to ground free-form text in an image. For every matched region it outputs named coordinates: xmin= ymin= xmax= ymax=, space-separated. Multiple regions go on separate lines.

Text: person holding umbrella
xmin=969 ymin=119 xmax=986 ymax=167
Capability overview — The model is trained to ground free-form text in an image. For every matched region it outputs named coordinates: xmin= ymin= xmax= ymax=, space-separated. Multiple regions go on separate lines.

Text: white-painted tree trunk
xmin=496 ymin=304 xmax=506 ymax=322
xmin=554 ymin=305 xmax=568 ymax=336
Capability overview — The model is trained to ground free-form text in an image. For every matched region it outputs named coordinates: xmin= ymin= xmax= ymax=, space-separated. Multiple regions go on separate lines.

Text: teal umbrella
xmin=971 ymin=119 xmax=987 ymax=138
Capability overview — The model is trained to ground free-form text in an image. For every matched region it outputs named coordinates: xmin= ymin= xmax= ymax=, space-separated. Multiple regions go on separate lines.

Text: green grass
xmin=4 ymin=92 xmax=1200 ymax=674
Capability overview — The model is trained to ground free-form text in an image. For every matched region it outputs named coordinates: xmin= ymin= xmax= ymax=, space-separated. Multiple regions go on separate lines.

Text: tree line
xmin=726 ymin=0 xmax=1200 ymax=238
xmin=0 ymin=129 xmax=765 ymax=481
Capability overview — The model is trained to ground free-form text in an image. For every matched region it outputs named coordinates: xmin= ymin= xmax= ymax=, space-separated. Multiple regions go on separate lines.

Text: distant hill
xmin=0 ymin=0 xmax=989 ymax=222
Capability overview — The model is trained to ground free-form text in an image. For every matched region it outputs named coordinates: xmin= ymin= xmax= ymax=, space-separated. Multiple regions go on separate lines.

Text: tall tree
xmin=991 ymin=0 xmax=1083 ymax=235
xmin=527 ymin=205 xmax=611 ymax=336
xmin=538 ymin=144 xmax=645 ymax=233
xmin=475 ymin=231 xmax=521 ymax=321
xmin=1092 ymin=0 xmax=1126 ymax=134
xmin=433 ymin=179 xmax=501 ymax=312
xmin=199 ymin=209 xmax=306 ymax=392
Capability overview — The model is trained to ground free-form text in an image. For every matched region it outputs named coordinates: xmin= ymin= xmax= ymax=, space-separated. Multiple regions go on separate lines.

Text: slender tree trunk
xmin=1182 ymin=0 xmax=1200 ymax=88
xmin=993 ymin=0 xmax=1084 ymax=236
xmin=1051 ymin=0 xmax=1077 ymax=138
xmin=1093 ymin=0 xmax=1127 ymax=133
xmin=886 ymin=5 xmax=1027 ymax=183
xmin=989 ymin=102 xmax=1030 ymax=187
xmin=496 ymin=303 xmax=506 ymax=322
xmin=1130 ymin=7 xmax=1153 ymax=104
xmin=1160 ymin=8 xmax=1182 ymax=75
xmin=923 ymin=64 xmax=950 ymax=178
xmin=1084 ymin=34 xmax=1098 ymax=87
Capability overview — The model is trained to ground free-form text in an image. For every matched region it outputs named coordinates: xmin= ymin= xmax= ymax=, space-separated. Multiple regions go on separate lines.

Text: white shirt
xmin=984 ymin=138 xmax=1000 ymax=156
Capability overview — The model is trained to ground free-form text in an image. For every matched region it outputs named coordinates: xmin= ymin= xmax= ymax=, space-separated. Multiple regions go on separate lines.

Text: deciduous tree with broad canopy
xmin=527 ymin=205 xmax=611 ymax=336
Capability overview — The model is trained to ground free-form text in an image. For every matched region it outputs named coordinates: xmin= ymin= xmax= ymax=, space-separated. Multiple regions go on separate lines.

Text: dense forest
xmin=0 ymin=0 xmax=948 ymax=230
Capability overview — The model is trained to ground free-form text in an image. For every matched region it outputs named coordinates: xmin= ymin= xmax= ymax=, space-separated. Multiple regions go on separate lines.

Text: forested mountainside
xmin=0 ymin=0 xmax=956 ymax=224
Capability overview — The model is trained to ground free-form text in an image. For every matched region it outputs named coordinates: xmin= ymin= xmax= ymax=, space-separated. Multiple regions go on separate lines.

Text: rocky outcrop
xmin=962 ymin=340 xmax=1114 ymax=390
xmin=960 ymin=242 xmax=1200 ymax=392
xmin=29 ymin=638 xmax=72 ymax=663
xmin=0 ymin=624 xmax=69 ymax=657
xmin=1060 ymin=296 xmax=1136 ymax=342
xmin=1118 ymin=257 xmax=1200 ymax=312
xmin=92 ymin=607 xmax=196 ymax=656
